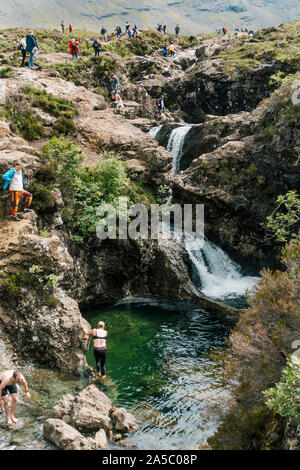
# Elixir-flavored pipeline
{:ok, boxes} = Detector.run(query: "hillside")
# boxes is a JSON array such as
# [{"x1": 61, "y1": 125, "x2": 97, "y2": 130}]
[{"x1": 0, "y1": 0, "x2": 299, "y2": 34}]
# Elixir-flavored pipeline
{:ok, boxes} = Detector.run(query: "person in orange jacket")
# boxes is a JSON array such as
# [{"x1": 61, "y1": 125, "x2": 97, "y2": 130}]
[
  {"x1": 69, "y1": 24, "x2": 73, "y2": 33},
  {"x1": 69, "y1": 39, "x2": 79, "y2": 60}
]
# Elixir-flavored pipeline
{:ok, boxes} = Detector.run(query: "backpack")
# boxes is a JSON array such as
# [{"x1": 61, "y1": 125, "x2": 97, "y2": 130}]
[
  {"x1": 72, "y1": 42, "x2": 78, "y2": 52},
  {"x1": 18, "y1": 39, "x2": 26, "y2": 51}
]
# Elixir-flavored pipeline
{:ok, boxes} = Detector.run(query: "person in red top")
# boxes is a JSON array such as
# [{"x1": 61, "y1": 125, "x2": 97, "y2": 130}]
[
  {"x1": 69, "y1": 24, "x2": 73, "y2": 33},
  {"x1": 69, "y1": 39, "x2": 79, "y2": 60}
]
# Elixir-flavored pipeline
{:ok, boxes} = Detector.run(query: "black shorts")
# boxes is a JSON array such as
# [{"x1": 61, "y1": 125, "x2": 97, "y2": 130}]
[{"x1": 0, "y1": 381, "x2": 17, "y2": 397}]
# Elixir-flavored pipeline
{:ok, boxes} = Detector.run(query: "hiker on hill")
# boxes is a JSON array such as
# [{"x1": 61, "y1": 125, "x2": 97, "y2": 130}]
[
  {"x1": 163, "y1": 24, "x2": 167, "y2": 34},
  {"x1": 175, "y1": 24, "x2": 180, "y2": 36},
  {"x1": 169, "y1": 44, "x2": 175, "y2": 58},
  {"x1": 111, "y1": 73, "x2": 120, "y2": 100},
  {"x1": 115, "y1": 26, "x2": 122, "y2": 39},
  {"x1": 125, "y1": 21, "x2": 130, "y2": 33},
  {"x1": 157, "y1": 24, "x2": 163, "y2": 33},
  {"x1": 116, "y1": 26, "x2": 122, "y2": 39},
  {"x1": 132, "y1": 25, "x2": 138, "y2": 38},
  {"x1": 69, "y1": 24, "x2": 73, "y2": 33},
  {"x1": 93, "y1": 38, "x2": 101, "y2": 57},
  {"x1": 18, "y1": 36, "x2": 27, "y2": 67},
  {"x1": 115, "y1": 93, "x2": 124, "y2": 110},
  {"x1": 0, "y1": 370, "x2": 31, "y2": 426},
  {"x1": 2, "y1": 164, "x2": 33, "y2": 222},
  {"x1": 87, "y1": 321, "x2": 107, "y2": 378},
  {"x1": 162, "y1": 44, "x2": 168, "y2": 57},
  {"x1": 61, "y1": 20, "x2": 65, "y2": 33},
  {"x1": 69, "y1": 39, "x2": 79, "y2": 60},
  {"x1": 101, "y1": 26, "x2": 107, "y2": 41},
  {"x1": 127, "y1": 28, "x2": 132, "y2": 39},
  {"x1": 162, "y1": 66, "x2": 171, "y2": 77},
  {"x1": 26, "y1": 31, "x2": 38, "y2": 68}
]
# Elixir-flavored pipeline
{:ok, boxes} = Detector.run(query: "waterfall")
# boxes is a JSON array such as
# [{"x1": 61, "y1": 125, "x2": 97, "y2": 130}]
[
  {"x1": 161, "y1": 223, "x2": 260, "y2": 301},
  {"x1": 183, "y1": 233, "x2": 260, "y2": 300},
  {"x1": 148, "y1": 125, "x2": 162, "y2": 140},
  {"x1": 166, "y1": 125, "x2": 192, "y2": 174}
]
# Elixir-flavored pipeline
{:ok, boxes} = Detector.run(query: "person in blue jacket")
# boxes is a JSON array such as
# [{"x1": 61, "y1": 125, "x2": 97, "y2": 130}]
[
  {"x1": 26, "y1": 31, "x2": 38, "y2": 68},
  {"x1": 2, "y1": 165, "x2": 33, "y2": 222}
]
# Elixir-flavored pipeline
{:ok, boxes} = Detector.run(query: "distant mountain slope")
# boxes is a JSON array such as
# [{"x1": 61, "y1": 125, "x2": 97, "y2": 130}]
[{"x1": 0, "y1": 0, "x2": 299, "y2": 33}]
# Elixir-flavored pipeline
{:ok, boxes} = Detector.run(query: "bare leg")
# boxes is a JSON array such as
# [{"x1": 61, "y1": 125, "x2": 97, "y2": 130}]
[
  {"x1": 10, "y1": 394, "x2": 18, "y2": 423},
  {"x1": 2, "y1": 397, "x2": 12, "y2": 425}
]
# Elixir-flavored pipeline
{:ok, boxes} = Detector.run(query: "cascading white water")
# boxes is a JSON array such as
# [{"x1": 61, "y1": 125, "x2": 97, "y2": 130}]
[
  {"x1": 161, "y1": 223, "x2": 260, "y2": 301},
  {"x1": 166, "y1": 125, "x2": 192, "y2": 174},
  {"x1": 148, "y1": 125, "x2": 162, "y2": 139},
  {"x1": 183, "y1": 233, "x2": 260, "y2": 299}
]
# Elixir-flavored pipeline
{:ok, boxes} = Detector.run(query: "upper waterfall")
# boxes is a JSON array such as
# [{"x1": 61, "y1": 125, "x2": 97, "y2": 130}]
[{"x1": 166, "y1": 125, "x2": 193, "y2": 174}]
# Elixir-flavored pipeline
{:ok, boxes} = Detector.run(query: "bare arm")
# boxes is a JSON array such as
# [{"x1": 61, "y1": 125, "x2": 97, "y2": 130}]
[{"x1": 20, "y1": 376, "x2": 31, "y2": 400}]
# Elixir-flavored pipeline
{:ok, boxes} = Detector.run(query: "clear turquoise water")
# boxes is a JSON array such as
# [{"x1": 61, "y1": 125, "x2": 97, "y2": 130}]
[{"x1": 85, "y1": 303, "x2": 231, "y2": 450}]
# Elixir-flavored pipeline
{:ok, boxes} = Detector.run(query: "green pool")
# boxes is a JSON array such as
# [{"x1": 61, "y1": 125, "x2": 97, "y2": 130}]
[{"x1": 85, "y1": 303, "x2": 231, "y2": 450}]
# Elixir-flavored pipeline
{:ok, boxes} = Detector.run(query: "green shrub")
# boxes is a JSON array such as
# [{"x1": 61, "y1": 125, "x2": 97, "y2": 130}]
[{"x1": 264, "y1": 355, "x2": 300, "y2": 424}]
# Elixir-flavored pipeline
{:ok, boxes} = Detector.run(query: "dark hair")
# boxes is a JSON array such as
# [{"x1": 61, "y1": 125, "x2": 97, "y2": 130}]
[{"x1": 13, "y1": 370, "x2": 21, "y2": 379}]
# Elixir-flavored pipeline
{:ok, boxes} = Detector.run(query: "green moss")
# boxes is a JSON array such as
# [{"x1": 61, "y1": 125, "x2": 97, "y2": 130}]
[{"x1": 44, "y1": 296, "x2": 60, "y2": 308}]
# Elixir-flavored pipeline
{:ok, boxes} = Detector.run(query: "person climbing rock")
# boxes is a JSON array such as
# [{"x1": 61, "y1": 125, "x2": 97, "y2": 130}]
[
  {"x1": 61, "y1": 20, "x2": 65, "y2": 33},
  {"x1": 88, "y1": 321, "x2": 107, "y2": 378},
  {"x1": 2, "y1": 164, "x2": 33, "y2": 222},
  {"x1": 92, "y1": 38, "x2": 101, "y2": 56},
  {"x1": 26, "y1": 31, "x2": 38, "y2": 68},
  {"x1": 111, "y1": 73, "x2": 120, "y2": 100},
  {"x1": 69, "y1": 39, "x2": 79, "y2": 60},
  {"x1": 175, "y1": 24, "x2": 180, "y2": 36},
  {"x1": 162, "y1": 44, "x2": 168, "y2": 57},
  {"x1": 115, "y1": 26, "x2": 122, "y2": 39},
  {"x1": 0, "y1": 370, "x2": 31, "y2": 426},
  {"x1": 101, "y1": 26, "x2": 107, "y2": 41},
  {"x1": 156, "y1": 94, "x2": 165, "y2": 120},
  {"x1": 18, "y1": 36, "x2": 27, "y2": 67}
]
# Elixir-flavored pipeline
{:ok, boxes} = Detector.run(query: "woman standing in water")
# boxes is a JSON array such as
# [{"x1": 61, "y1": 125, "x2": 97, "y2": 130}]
[{"x1": 88, "y1": 321, "x2": 107, "y2": 377}]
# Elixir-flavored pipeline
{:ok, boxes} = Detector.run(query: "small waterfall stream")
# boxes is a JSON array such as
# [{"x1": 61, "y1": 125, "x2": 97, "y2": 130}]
[
  {"x1": 148, "y1": 125, "x2": 162, "y2": 139},
  {"x1": 183, "y1": 232, "x2": 260, "y2": 300},
  {"x1": 166, "y1": 125, "x2": 193, "y2": 174}
]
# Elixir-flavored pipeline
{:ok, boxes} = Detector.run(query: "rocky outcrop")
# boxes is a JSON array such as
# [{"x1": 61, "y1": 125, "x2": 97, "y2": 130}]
[
  {"x1": 44, "y1": 385, "x2": 138, "y2": 450},
  {"x1": 111, "y1": 408, "x2": 139, "y2": 433},
  {"x1": 43, "y1": 418, "x2": 93, "y2": 450},
  {"x1": 0, "y1": 209, "x2": 90, "y2": 373}
]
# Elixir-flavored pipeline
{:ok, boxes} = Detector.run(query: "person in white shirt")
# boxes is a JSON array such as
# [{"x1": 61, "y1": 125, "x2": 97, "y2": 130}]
[{"x1": 5, "y1": 164, "x2": 33, "y2": 221}]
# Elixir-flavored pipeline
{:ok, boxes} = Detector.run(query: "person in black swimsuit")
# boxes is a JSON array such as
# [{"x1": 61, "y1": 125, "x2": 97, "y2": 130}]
[
  {"x1": 0, "y1": 370, "x2": 30, "y2": 425},
  {"x1": 88, "y1": 321, "x2": 107, "y2": 377}
]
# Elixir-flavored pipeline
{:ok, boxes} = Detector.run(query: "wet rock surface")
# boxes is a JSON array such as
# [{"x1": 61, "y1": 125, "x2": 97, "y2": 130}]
[{"x1": 43, "y1": 385, "x2": 138, "y2": 450}]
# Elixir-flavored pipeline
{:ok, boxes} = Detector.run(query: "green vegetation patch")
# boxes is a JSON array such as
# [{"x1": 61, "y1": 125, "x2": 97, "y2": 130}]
[{"x1": 32, "y1": 137, "x2": 157, "y2": 244}]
